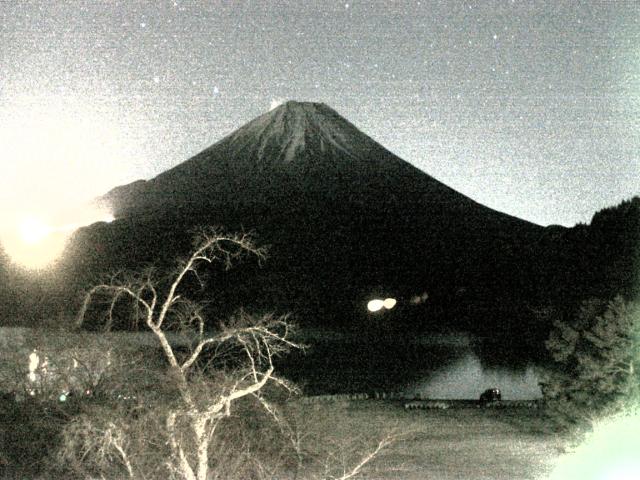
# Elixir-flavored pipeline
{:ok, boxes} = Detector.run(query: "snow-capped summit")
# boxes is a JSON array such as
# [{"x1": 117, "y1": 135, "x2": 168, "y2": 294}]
[
  {"x1": 100, "y1": 100, "x2": 470, "y2": 217},
  {"x1": 223, "y1": 101, "x2": 384, "y2": 165}
]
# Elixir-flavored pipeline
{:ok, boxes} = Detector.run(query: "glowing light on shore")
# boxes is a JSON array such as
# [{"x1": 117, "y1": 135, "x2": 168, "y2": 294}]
[
  {"x1": 367, "y1": 297, "x2": 397, "y2": 312},
  {"x1": 28, "y1": 350, "x2": 39, "y2": 382},
  {"x1": 383, "y1": 298, "x2": 397, "y2": 309},
  {"x1": 367, "y1": 299, "x2": 385, "y2": 312}
]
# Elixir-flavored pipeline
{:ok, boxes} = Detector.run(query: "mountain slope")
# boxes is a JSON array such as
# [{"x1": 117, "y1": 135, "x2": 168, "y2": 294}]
[
  {"x1": 100, "y1": 102, "x2": 530, "y2": 226},
  {"x1": 72, "y1": 101, "x2": 547, "y2": 345}
]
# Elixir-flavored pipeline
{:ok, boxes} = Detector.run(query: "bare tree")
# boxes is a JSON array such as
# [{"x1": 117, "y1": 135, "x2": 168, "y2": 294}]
[
  {"x1": 66, "y1": 228, "x2": 396, "y2": 480},
  {"x1": 74, "y1": 228, "x2": 301, "y2": 480}
]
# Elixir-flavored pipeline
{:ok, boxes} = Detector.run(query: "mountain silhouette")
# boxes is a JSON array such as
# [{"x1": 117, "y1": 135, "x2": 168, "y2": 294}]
[
  {"x1": 69, "y1": 102, "x2": 549, "y2": 345},
  {"x1": 99, "y1": 101, "x2": 528, "y2": 222},
  {"x1": 1, "y1": 101, "x2": 636, "y2": 389}
]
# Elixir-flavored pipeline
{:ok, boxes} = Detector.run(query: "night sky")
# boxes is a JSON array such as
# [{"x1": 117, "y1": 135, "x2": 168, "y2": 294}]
[{"x1": 2, "y1": 1, "x2": 639, "y2": 228}]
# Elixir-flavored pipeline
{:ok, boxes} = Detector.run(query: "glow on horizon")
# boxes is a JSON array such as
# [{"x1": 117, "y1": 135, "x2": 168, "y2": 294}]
[
  {"x1": 18, "y1": 217, "x2": 52, "y2": 245},
  {"x1": 0, "y1": 95, "x2": 136, "y2": 206},
  {"x1": 1, "y1": 207, "x2": 114, "y2": 270},
  {"x1": 0, "y1": 93, "x2": 134, "y2": 269}
]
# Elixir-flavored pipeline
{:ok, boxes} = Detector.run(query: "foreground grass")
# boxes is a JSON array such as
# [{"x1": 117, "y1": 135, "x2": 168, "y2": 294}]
[
  {"x1": 2, "y1": 396, "x2": 565, "y2": 479},
  {"x1": 289, "y1": 399, "x2": 565, "y2": 480}
]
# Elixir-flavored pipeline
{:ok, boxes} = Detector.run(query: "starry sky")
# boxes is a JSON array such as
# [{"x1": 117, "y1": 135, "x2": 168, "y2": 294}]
[{"x1": 1, "y1": 0, "x2": 639, "y2": 227}]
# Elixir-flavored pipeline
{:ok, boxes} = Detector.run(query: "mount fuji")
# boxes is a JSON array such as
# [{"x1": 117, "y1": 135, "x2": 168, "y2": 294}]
[{"x1": 67, "y1": 101, "x2": 550, "y2": 347}]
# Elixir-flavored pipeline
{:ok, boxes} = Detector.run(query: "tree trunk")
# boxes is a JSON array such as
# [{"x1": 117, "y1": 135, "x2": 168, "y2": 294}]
[{"x1": 194, "y1": 417, "x2": 210, "y2": 480}]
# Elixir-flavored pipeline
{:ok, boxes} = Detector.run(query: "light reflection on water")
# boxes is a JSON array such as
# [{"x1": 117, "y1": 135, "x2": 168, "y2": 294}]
[{"x1": 406, "y1": 352, "x2": 543, "y2": 400}]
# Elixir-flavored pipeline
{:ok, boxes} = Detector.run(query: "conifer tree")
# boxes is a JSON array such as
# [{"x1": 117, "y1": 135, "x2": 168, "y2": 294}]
[{"x1": 541, "y1": 296, "x2": 640, "y2": 429}]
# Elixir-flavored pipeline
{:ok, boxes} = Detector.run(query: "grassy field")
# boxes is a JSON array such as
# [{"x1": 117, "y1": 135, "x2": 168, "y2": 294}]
[
  {"x1": 290, "y1": 399, "x2": 566, "y2": 480},
  {"x1": 1, "y1": 395, "x2": 566, "y2": 479}
]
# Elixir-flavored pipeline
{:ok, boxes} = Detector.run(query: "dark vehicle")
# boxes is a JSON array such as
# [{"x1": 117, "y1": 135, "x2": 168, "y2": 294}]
[{"x1": 479, "y1": 388, "x2": 501, "y2": 406}]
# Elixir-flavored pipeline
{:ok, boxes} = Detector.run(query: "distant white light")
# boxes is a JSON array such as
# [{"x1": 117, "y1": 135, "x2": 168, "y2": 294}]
[
  {"x1": 410, "y1": 292, "x2": 429, "y2": 305},
  {"x1": 28, "y1": 351, "x2": 39, "y2": 373},
  {"x1": 383, "y1": 298, "x2": 397, "y2": 309},
  {"x1": 28, "y1": 350, "x2": 39, "y2": 382},
  {"x1": 367, "y1": 299, "x2": 385, "y2": 312},
  {"x1": 270, "y1": 98, "x2": 285, "y2": 110},
  {"x1": 368, "y1": 297, "x2": 398, "y2": 312}
]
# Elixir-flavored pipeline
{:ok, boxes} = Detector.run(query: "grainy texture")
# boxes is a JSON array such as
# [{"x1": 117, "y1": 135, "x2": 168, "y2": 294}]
[
  {"x1": 2, "y1": 1, "x2": 638, "y2": 226},
  {"x1": 290, "y1": 399, "x2": 565, "y2": 480}
]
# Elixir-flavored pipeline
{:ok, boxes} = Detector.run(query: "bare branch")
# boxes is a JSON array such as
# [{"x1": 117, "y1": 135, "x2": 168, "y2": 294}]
[
  {"x1": 179, "y1": 313, "x2": 301, "y2": 373},
  {"x1": 68, "y1": 228, "x2": 308, "y2": 480},
  {"x1": 156, "y1": 230, "x2": 264, "y2": 329},
  {"x1": 105, "y1": 288, "x2": 125, "y2": 332},
  {"x1": 76, "y1": 284, "x2": 153, "y2": 330},
  {"x1": 166, "y1": 412, "x2": 197, "y2": 480},
  {"x1": 329, "y1": 434, "x2": 397, "y2": 480},
  {"x1": 107, "y1": 422, "x2": 135, "y2": 479},
  {"x1": 180, "y1": 337, "x2": 220, "y2": 372},
  {"x1": 202, "y1": 366, "x2": 276, "y2": 420}
]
